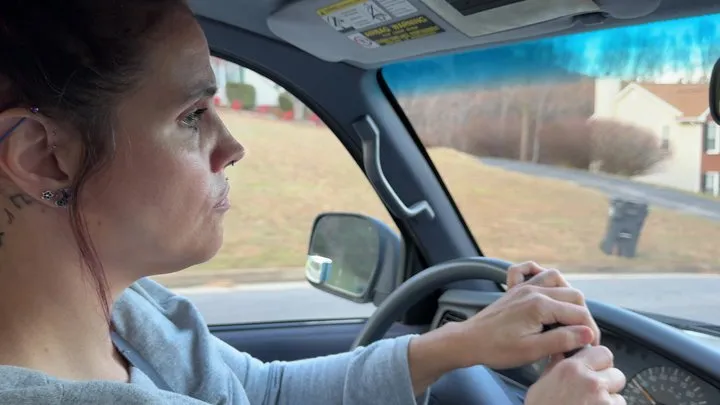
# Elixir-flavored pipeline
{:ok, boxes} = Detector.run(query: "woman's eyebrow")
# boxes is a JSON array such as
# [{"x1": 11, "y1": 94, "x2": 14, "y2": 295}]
[{"x1": 184, "y1": 80, "x2": 218, "y2": 102}]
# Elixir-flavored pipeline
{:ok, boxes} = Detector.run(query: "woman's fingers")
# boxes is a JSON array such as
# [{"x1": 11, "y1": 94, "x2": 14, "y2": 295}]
[
  {"x1": 529, "y1": 325, "x2": 594, "y2": 360},
  {"x1": 525, "y1": 268, "x2": 570, "y2": 288},
  {"x1": 539, "y1": 299, "x2": 593, "y2": 328},
  {"x1": 507, "y1": 263, "x2": 600, "y2": 346},
  {"x1": 507, "y1": 262, "x2": 570, "y2": 289},
  {"x1": 607, "y1": 393, "x2": 628, "y2": 404},
  {"x1": 507, "y1": 261, "x2": 545, "y2": 288},
  {"x1": 529, "y1": 294, "x2": 601, "y2": 346},
  {"x1": 596, "y1": 368, "x2": 627, "y2": 394},
  {"x1": 533, "y1": 286, "x2": 586, "y2": 306},
  {"x1": 574, "y1": 345, "x2": 615, "y2": 372}
]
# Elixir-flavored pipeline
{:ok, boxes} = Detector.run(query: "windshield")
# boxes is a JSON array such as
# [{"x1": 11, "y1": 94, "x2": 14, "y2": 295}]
[{"x1": 382, "y1": 13, "x2": 720, "y2": 326}]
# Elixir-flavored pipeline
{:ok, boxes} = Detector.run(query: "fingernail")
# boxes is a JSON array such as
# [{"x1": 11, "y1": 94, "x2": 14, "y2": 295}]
[{"x1": 580, "y1": 327, "x2": 594, "y2": 344}]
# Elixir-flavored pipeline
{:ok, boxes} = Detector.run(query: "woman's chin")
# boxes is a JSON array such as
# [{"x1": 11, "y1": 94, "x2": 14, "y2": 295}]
[
  {"x1": 148, "y1": 231, "x2": 224, "y2": 276},
  {"x1": 185, "y1": 232, "x2": 224, "y2": 268}
]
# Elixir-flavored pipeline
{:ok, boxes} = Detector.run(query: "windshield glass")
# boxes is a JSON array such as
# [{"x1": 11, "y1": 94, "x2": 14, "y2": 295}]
[{"x1": 382, "y1": 13, "x2": 720, "y2": 326}]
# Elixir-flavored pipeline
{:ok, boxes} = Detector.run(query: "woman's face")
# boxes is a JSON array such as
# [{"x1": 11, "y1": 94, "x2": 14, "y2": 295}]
[{"x1": 81, "y1": 8, "x2": 244, "y2": 280}]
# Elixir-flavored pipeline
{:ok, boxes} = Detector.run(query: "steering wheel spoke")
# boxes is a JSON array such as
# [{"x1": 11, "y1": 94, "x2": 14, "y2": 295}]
[{"x1": 354, "y1": 257, "x2": 523, "y2": 405}]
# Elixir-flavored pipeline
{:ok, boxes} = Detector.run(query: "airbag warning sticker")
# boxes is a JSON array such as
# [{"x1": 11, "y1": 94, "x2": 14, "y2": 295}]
[{"x1": 360, "y1": 15, "x2": 444, "y2": 46}]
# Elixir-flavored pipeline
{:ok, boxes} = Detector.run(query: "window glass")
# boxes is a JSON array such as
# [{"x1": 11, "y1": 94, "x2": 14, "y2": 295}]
[
  {"x1": 152, "y1": 57, "x2": 392, "y2": 325},
  {"x1": 707, "y1": 123, "x2": 719, "y2": 152},
  {"x1": 383, "y1": 13, "x2": 720, "y2": 326},
  {"x1": 660, "y1": 125, "x2": 670, "y2": 150},
  {"x1": 704, "y1": 172, "x2": 720, "y2": 195}
]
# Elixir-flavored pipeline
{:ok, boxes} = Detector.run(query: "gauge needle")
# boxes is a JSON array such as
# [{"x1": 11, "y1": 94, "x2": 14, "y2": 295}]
[{"x1": 632, "y1": 380, "x2": 657, "y2": 404}]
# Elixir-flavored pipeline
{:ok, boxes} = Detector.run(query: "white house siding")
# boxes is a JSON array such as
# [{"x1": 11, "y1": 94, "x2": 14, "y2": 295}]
[
  {"x1": 594, "y1": 80, "x2": 702, "y2": 192},
  {"x1": 210, "y1": 57, "x2": 282, "y2": 107}
]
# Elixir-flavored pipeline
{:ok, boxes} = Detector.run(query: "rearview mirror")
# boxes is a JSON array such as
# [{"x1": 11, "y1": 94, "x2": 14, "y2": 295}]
[
  {"x1": 305, "y1": 212, "x2": 402, "y2": 304},
  {"x1": 710, "y1": 57, "x2": 720, "y2": 124}
]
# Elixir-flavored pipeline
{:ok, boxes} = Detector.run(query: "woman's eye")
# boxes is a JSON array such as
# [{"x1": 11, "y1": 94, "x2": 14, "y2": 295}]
[{"x1": 180, "y1": 108, "x2": 208, "y2": 130}]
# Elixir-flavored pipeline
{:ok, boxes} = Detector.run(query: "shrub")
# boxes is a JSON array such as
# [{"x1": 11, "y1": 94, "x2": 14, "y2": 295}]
[
  {"x1": 462, "y1": 118, "x2": 521, "y2": 159},
  {"x1": 226, "y1": 83, "x2": 256, "y2": 110},
  {"x1": 589, "y1": 118, "x2": 670, "y2": 176},
  {"x1": 278, "y1": 92, "x2": 294, "y2": 112},
  {"x1": 535, "y1": 119, "x2": 593, "y2": 169}
]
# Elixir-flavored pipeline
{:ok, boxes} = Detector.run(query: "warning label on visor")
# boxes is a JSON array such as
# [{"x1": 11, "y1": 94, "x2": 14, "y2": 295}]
[{"x1": 360, "y1": 15, "x2": 444, "y2": 46}]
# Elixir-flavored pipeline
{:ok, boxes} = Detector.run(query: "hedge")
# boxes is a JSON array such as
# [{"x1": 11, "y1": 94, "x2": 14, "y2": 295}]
[{"x1": 226, "y1": 83, "x2": 256, "y2": 110}]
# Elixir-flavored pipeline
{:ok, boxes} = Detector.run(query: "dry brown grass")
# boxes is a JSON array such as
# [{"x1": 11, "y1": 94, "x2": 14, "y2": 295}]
[
  {"x1": 190, "y1": 110, "x2": 720, "y2": 273},
  {"x1": 433, "y1": 149, "x2": 720, "y2": 272}
]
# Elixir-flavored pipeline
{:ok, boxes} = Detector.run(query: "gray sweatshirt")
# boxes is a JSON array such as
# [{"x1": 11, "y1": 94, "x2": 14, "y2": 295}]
[{"x1": 0, "y1": 278, "x2": 428, "y2": 404}]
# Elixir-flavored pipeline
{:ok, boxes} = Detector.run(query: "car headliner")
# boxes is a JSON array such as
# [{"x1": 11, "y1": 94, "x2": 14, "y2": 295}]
[{"x1": 189, "y1": 0, "x2": 720, "y2": 68}]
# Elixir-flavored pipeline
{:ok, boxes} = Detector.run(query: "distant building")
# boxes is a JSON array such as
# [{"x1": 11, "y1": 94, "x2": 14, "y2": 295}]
[
  {"x1": 210, "y1": 56, "x2": 284, "y2": 108},
  {"x1": 593, "y1": 79, "x2": 718, "y2": 195}
]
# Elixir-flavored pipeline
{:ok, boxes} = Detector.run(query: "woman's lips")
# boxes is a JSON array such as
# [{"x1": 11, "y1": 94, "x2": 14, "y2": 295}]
[{"x1": 214, "y1": 187, "x2": 231, "y2": 211}]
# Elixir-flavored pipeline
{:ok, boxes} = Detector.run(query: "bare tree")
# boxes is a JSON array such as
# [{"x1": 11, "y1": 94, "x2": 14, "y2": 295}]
[{"x1": 473, "y1": 78, "x2": 595, "y2": 162}]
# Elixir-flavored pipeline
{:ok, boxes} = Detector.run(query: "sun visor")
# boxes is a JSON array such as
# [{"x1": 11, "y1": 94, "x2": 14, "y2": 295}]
[
  {"x1": 267, "y1": 0, "x2": 661, "y2": 65},
  {"x1": 418, "y1": 0, "x2": 601, "y2": 38}
]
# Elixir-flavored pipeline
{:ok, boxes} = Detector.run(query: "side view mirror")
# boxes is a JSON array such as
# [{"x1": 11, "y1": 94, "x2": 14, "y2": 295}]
[
  {"x1": 305, "y1": 212, "x2": 403, "y2": 304},
  {"x1": 710, "y1": 57, "x2": 720, "y2": 124}
]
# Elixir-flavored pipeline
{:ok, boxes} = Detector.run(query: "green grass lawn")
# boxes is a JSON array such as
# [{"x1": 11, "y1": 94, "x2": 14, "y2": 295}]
[{"x1": 184, "y1": 110, "x2": 720, "y2": 274}]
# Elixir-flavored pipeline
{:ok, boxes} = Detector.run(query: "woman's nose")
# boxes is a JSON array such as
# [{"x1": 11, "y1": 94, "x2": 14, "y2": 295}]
[{"x1": 210, "y1": 119, "x2": 245, "y2": 173}]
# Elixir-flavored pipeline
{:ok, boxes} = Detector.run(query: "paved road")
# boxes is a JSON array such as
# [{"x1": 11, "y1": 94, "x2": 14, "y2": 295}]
[
  {"x1": 177, "y1": 274, "x2": 720, "y2": 326},
  {"x1": 480, "y1": 157, "x2": 720, "y2": 221}
]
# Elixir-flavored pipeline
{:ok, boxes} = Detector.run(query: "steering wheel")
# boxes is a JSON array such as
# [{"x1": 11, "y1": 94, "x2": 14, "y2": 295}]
[{"x1": 352, "y1": 257, "x2": 524, "y2": 405}]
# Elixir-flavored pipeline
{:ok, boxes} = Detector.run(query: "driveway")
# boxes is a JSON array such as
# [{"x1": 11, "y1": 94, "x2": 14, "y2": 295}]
[{"x1": 480, "y1": 157, "x2": 720, "y2": 221}]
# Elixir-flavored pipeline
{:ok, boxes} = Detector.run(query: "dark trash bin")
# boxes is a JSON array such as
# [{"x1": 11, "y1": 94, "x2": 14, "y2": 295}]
[{"x1": 600, "y1": 198, "x2": 649, "y2": 258}]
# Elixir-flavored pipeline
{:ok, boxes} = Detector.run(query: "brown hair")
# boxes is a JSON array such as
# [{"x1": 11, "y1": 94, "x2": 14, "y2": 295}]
[{"x1": 0, "y1": 0, "x2": 187, "y2": 321}]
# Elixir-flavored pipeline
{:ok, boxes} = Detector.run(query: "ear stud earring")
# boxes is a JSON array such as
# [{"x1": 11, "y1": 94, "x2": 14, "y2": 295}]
[{"x1": 41, "y1": 188, "x2": 72, "y2": 207}]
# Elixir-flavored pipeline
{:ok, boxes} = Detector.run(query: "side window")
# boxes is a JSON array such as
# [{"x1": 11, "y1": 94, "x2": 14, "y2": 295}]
[
  {"x1": 152, "y1": 57, "x2": 395, "y2": 324},
  {"x1": 706, "y1": 123, "x2": 719, "y2": 154},
  {"x1": 660, "y1": 125, "x2": 670, "y2": 150},
  {"x1": 703, "y1": 171, "x2": 720, "y2": 196}
]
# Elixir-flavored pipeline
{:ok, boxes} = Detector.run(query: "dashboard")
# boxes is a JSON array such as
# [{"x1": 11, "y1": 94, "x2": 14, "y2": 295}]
[
  {"x1": 431, "y1": 289, "x2": 720, "y2": 405},
  {"x1": 603, "y1": 330, "x2": 720, "y2": 405}
]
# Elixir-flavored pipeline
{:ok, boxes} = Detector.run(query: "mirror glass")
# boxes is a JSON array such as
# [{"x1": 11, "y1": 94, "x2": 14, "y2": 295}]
[{"x1": 306, "y1": 214, "x2": 381, "y2": 297}]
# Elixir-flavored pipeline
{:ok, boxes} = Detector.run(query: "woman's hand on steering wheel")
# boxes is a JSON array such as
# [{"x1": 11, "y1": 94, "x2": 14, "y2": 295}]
[
  {"x1": 431, "y1": 262, "x2": 601, "y2": 371},
  {"x1": 405, "y1": 260, "x2": 623, "y2": 401},
  {"x1": 507, "y1": 261, "x2": 601, "y2": 345}
]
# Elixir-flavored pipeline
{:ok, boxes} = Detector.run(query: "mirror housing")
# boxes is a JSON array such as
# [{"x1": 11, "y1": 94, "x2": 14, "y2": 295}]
[
  {"x1": 710, "y1": 57, "x2": 720, "y2": 124},
  {"x1": 305, "y1": 212, "x2": 403, "y2": 304}
]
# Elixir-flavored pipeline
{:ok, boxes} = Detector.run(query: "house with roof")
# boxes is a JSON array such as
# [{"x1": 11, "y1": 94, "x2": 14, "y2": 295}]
[
  {"x1": 209, "y1": 56, "x2": 317, "y2": 122},
  {"x1": 593, "y1": 79, "x2": 719, "y2": 195},
  {"x1": 210, "y1": 56, "x2": 282, "y2": 107}
]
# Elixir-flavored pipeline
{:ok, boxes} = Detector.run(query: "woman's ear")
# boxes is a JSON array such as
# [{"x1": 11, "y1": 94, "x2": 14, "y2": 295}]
[{"x1": 0, "y1": 107, "x2": 81, "y2": 205}]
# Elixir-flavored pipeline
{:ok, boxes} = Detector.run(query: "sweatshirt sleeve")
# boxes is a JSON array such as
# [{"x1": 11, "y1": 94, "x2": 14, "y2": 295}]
[
  {"x1": 115, "y1": 278, "x2": 430, "y2": 405},
  {"x1": 213, "y1": 333, "x2": 430, "y2": 405}
]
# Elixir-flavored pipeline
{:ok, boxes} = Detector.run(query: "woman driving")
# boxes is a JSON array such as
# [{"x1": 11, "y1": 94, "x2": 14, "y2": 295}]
[{"x1": 0, "y1": 1, "x2": 626, "y2": 404}]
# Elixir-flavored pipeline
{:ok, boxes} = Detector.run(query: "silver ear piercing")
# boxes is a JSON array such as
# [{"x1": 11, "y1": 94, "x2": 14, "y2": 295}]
[{"x1": 41, "y1": 188, "x2": 72, "y2": 207}]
